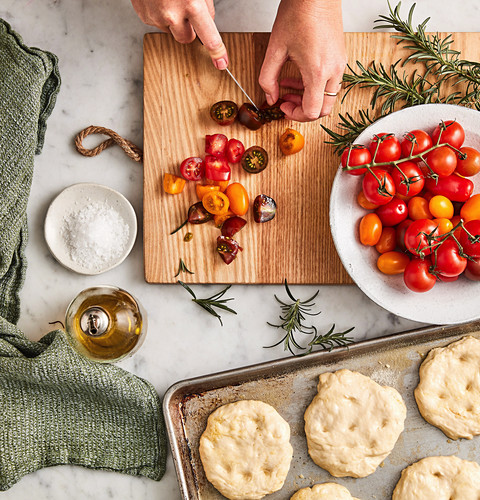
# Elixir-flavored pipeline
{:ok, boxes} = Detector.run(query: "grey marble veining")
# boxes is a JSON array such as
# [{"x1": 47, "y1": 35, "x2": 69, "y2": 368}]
[{"x1": 0, "y1": 0, "x2": 477, "y2": 498}]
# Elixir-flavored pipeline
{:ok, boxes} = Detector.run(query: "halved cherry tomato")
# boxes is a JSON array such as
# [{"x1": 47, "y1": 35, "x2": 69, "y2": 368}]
[
  {"x1": 205, "y1": 179, "x2": 229, "y2": 192},
  {"x1": 429, "y1": 195, "x2": 454, "y2": 219},
  {"x1": 433, "y1": 218, "x2": 453, "y2": 235},
  {"x1": 170, "y1": 202, "x2": 213, "y2": 234},
  {"x1": 196, "y1": 184, "x2": 220, "y2": 200},
  {"x1": 213, "y1": 210, "x2": 234, "y2": 228},
  {"x1": 433, "y1": 120, "x2": 465, "y2": 149},
  {"x1": 455, "y1": 147, "x2": 480, "y2": 177},
  {"x1": 377, "y1": 251, "x2": 410, "y2": 275},
  {"x1": 391, "y1": 162, "x2": 424, "y2": 197},
  {"x1": 375, "y1": 227, "x2": 396, "y2": 254},
  {"x1": 425, "y1": 146, "x2": 457, "y2": 177},
  {"x1": 404, "y1": 258, "x2": 436, "y2": 293},
  {"x1": 221, "y1": 216, "x2": 247, "y2": 237},
  {"x1": 461, "y1": 194, "x2": 480, "y2": 222},
  {"x1": 210, "y1": 100, "x2": 238, "y2": 126},
  {"x1": 237, "y1": 103, "x2": 263, "y2": 130},
  {"x1": 225, "y1": 182, "x2": 249, "y2": 216},
  {"x1": 459, "y1": 220, "x2": 480, "y2": 258},
  {"x1": 253, "y1": 195, "x2": 277, "y2": 223},
  {"x1": 260, "y1": 99, "x2": 285, "y2": 121},
  {"x1": 241, "y1": 146, "x2": 269, "y2": 174},
  {"x1": 369, "y1": 133, "x2": 401, "y2": 163},
  {"x1": 202, "y1": 191, "x2": 230, "y2": 215},
  {"x1": 180, "y1": 157, "x2": 204, "y2": 181},
  {"x1": 216, "y1": 236, "x2": 242, "y2": 264},
  {"x1": 279, "y1": 128, "x2": 305, "y2": 156},
  {"x1": 226, "y1": 139, "x2": 245, "y2": 164},
  {"x1": 205, "y1": 155, "x2": 231, "y2": 181},
  {"x1": 362, "y1": 170, "x2": 395, "y2": 206},
  {"x1": 357, "y1": 190, "x2": 379, "y2": 210},
  {"x1": 375, "y1": 198, "x2": 407, "y2": 227},
  {"x1": 408, "y1": 196, "x2": 433, "y2": 220},
  {"x1": 435, "y1": 238, "x2": 467, "y2": 277},
  {"x1": 163, "y1": 173, "x2": 186, "y2": 194},
  {"x1": 425, "y1": 174, "x2": 473, "y2": 202},
  {"x1": 205, "y1": 134, "x2": 228, "y2": 158},
  {"x1": 404, "y1": 219, "x2": 438, "y2": 256},
  {"x1": 401, "y1": 130, "x2": 433, "y2": 160},
  {"x1": 341, "y1": 145, "x2": 372, "y2": 176},
  {"x1": 396, "y1": 219, "x2": 414, "y2": 251},
  {"x1": 359, "y1": 213, "x2": 382, "y2": 246}
]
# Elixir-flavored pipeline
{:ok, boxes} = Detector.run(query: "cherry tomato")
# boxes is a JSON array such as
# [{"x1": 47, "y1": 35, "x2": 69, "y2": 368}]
[
  {"x1": 163, "y1": 173, "x2": 186, "y2": 194},
  {"x1": 362, "y1": 170, "x2": 395, "y2": 206},
  {"x1": 425, "y1": 146, "x2": 457, "y2": 177},
  {"x1": 210, "y1": 100, "x2": 238, "y2": 126},
  {"x1": 391, "y1": 162, "x2": 424, "y2": 197},
  {"x1": 451, "y1": 215, "x2": 463, "y2": 240},
  {"x1": 461, "y1": 194, "x2": 480, "y2": 223},
  {"x1": 408, "y1": 196, "x2": 433, "y2": 220},
  {"x1": 377, "y1": 251, "x2": 410, "y2": 275},
  {"x1": 375, "y1": 198, "x2": 408, "y2": 226},
  {"x1": 259, "y1": 99, "x2": 285, "y2": 121},
  {"x1": 226, "y1": 139, "x2": 245, "y2": 164},
  {"x1": 237, "y1": 103, "x2": 263, "y2": 130},
  {"x1": 357, "y1": 190, "x2": 379, "y2": 210},
  {"x1": 404, "y1": 258, "x2": 436, "y2": 293},
  {"x1": 429, "y1": 195, "x2": 454, "y2": 219},
  {"x1": 205, "y1": 155, "x2": 231, "y2": 181},
  {"x1": 205, "y1": 179, "x2": 229, "y2": 192},
  {"x1": 359, "y1": 213, "x2": 382, "y2": 246},
  {"x1": 213, "y1": 210, "x2": 234, "y2": 228},
  {"x1": 241, "y1": 146, "x2": 269, "y2": 174},
  {"x1": 196, "y1": 184, "x2": 219, "y2": 200},
  {"x1": 437, "y1": 274, "x2": 459, "y2": 283},
  {"x1": 369, "y1": 133, "x2": 401, "y2": 163},
  {"x1": 465, "y1": 257, "x2": 480, "y2": 281},
  {"x1": 216, "y1": 236, "x2": 242, "y2": 265},
  {"x1": 433, "y1": 218, "x2": 453, "y2": 236},
  {"x1": 202, "y1": 191, "x2": 230, "y2": 215},
  {"x1": 341, "y1": 145, "x2": 372, "y2": 176},
  {"x1": 253, "y1": 195, "x2": 276, "y2": 223},
  {"x1": 180, "y1": 157, "x2": 204, "y2": 181},
  {"x1": 459, "y1": 220, "x2": 480, "y2": 258},
  {"x1": 225, "y1": 182, "x2": 249, "y2": 216},
  {"x1": 455, "y1": 147, "x2": 480, "y2": 177},
  {"x1": 221, "y1": 216, "x2": 247, "y2": 237},
  {"x1": 404, "y1": 219, "x2": 438, "y2": 256},
  {"x1": 171, "y1": 202, "x2": 213, "y2": 234},
  {"x1": 375, "y1": 227, "x2": 397, "y2": 254},
  {"x1": 396, "y1": 219, "x2": 413, "y2": 251},
  {"x1": 205, "y1": 134, "x2": 228, "y2": 158},
  {"x1": 401, "y1": 130, "x2": 433, "y2": 160},
  {"x1": 425, "y1": 174, "x2": 473, "y2": 202},
  {"x1": 435, "y1": 238, "x2": 467, "y2": 277},
  {"x1": 433, "y1": 120, "x2": 465, "y2": 149},
  {"x1": 279, "y1": 128, "x2": 305, "y2": 155}
]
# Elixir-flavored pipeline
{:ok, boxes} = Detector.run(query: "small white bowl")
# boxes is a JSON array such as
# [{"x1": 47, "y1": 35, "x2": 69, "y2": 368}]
[{"x1": 45, "y1": 183, "x2": 137, "y2": 275}]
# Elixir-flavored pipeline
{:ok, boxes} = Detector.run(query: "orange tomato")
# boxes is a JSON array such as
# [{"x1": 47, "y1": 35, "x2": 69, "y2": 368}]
[
  {"x1": 279, "y1": 128, "x2": 305, "y2": 155},
  {"x1": 451, "y1": 215, "x2": 463, "y2": 239},
  {"x1": 408, "y1": 196, "x2": 433, "y2": 220},
  {"x1": 377, "y1": 251, "x2": 410, "y2": 275},
  {"x1": 461, "y1": 193, "x2": 480, "y2": 222},
  {"x1": 202, "y1": 191, "x2": 230, "y2": 215},
  {"x1": 433, "y1": 218, "x2": 453, "y2": 235},
  {"x1": 163, "y1": 173, "x2": 186, "y2": 194},
  {"x1": 213, "y1": 211, "x2": 234, "y2": 228},
  {"x1": 196, "y1": 184, "x2": 219, "y2": 200},
  {"x1": 206, "y1": 179, "x2": 229, "y2": 192},
  {"x1": 429, "y1": 195, "x2": 454, "y2": 219},
  {"x1": 225, "y1": 182, "x2": 249, "y2": 216},
  {"x1": 357, "y1": 190, "x2": 379, "y2": 210},
  {"x1": 375, "y1": 227, "x2": 396, "y2": 254},
  {"x1": 359, "y1": 213, "x2": 382, "y2": 246}
]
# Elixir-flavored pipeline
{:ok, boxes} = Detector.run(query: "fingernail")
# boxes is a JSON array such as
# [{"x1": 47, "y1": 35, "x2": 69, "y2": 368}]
[{"x1": 215, "y1": 58, "x2": 228, "y2": 70}]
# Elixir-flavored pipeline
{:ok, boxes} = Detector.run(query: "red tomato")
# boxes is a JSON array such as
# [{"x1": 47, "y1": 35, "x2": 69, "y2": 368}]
[
  {"x1": 221, "y1": 216, "x2": 247, "y2": 237},
  {"x1": 404, "y1": 219, "x2": 438, "y2": 256},
  {"x1": 369, "y1": 133, "x2": 401, "y2": 163},
  {"x1": 375, "y1": 198, "x2": 408, "y2": 226},
  {"x1": 377, "y1": 251, "x2": 410, "y2": 275},
  {"x1": 404, "y1": 258, "x2": 436, "y2": 293},
  {"x1": 226, "y1": 139, "x2": 245, "y2": 164},
  {"x1": 375, "y1": 227, "x2": 397, "y2": 254},
  {"x1": 362, "y1": 170, "x2": 395, "y2": 206},
  {"x1": 205, "y1": 134, "x2": 228, "y2": 157},
  {"x1": 455, "y1": 147, "x2": 480, "y2": 177},
  {"x1": 341, "y1": 145, "x2": 372, "y2": 176},
  {"x1": 180, "y1": 157, "x2": 205, "y2": 181},
  {"x1": 465, "y1": 257, "x2": 480, "y2": 281},
  {"x1": 401, "y1": 130, "x2": 433, "y2": 160},
  {"x1": 425, "y1": 146, "x2": 457, "y2": 177},
  {"x1": 459, "y1": 220, "x2": 480, "y2": 258},
  {"x1": 437, "y1": 274, "x2": 459, "y2": 283},
  {"x1": 396, "y1": 219, "x2": 414, "y2": 251},
  {"x1": 359, "y1": 213, "x2": 382, "y2": 246},
  {"x1": 391, "y1": 162, "x2": 424, "y2": 197},
  {"x1": 425, "y1": 174, "x2": 473, "y2": 202},
  {"x1": 433, "y1": 120, "x2": 465, "y2": 149},
  {"x1": 205, "y1": 155, "x2": 231, "y2": 181},
  {"x1": 461, "y1": 194, "x2": 480, "y2": 222},
  {"x1": 435, "y1": 238, "x2": 467, "y2": 277}
]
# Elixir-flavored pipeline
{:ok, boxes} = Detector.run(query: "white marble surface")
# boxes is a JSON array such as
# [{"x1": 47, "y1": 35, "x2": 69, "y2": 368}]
[{"x1": 0, "y1": 0, "x2": 479, "y2": 498}]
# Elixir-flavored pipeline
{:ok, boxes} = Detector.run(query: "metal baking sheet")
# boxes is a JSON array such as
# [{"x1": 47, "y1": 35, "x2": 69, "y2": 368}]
[{"x1": 163, "y1": 321, "x2": 480, "y2": 499}]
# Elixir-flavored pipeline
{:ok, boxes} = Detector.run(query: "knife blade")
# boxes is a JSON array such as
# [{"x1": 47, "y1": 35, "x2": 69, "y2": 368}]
[{"x1": 225, "y1": 68, "x2": 259, "y2": 111}]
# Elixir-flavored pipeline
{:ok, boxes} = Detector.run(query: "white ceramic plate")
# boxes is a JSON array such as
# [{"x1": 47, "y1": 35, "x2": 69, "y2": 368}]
[
  {"x1": 330, "y1": 103, "x2": 480, "y2": 324},
  {"x1": 44, "y1": 183, "x2": 137, "y2": 275}
]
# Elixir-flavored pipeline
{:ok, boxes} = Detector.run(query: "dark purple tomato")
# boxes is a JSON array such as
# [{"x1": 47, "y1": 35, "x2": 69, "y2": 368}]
[
  {"x1": 221, "y1": 216, "x2": 247, "y2": 237},
  {"x1": 253, "y1": 194, "x2": 276, "y2": 223}
]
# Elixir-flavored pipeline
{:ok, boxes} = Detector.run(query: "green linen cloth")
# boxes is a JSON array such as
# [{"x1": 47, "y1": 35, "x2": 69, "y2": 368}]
[{"x1": 0, "y1": 18, "x2": 166, "y2": 489}]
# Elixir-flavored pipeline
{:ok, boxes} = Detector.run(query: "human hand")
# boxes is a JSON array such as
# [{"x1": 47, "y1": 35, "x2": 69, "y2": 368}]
[
  {"x1": 259, "y1": 0, "x2": 346, "y2": 121},
  {"x1": 131, "y1": 0, "x2": 228, "y2": 69}
]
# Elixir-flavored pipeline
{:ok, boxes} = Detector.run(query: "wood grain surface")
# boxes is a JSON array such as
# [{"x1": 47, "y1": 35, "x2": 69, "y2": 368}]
[{"x1": 143, "y1": 32, "x2": 479, "y2": 284}]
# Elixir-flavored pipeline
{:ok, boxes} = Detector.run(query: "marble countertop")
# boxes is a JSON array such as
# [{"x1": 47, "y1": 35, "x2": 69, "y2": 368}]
[{"x1": 1, "y1": 0, "x2": 479, "y2": 498}]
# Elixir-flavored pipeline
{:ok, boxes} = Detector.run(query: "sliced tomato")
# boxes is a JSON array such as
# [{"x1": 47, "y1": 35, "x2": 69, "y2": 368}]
[
  {"x1": 210, "y1": 101, "x2": 238, "y2": 126},
  {"x1": 226, "y1": 138, "x2": 245, "y2": 164},
  {"x1": 180, "y1": 157, "x2": 204, "y2": 181},
  {"x1": 205, "y1": 134, "x2": 228, "y2": 158},
  {"x1": 237, "y1": 103, "x2": 264, "y2": 130},
  {"x1": 279, "y1": 128, "x2": 305, "y2": 156},
  {"x1": 196, "y1": 184, "x2": 220, "y2": 200},
  {"x1": 202, "y1": 191, "x2": 230, "y2": 215},
  {"x1": 253, "y1": 195, "x2": 276, "y2": 223},
  {"x1": 206, "y1": 179, "x2": 229, "y2": 192},
  {"x1": 221, "y1": 216, "x2": 247, "y2": 237},
  {"x1": 163, "y1": 173, "x2": 186, "y2": 194},
  {"x1": 205, "y1": 155, "x2": 231, "y2": 181},
  {"x1": 216, "y1": 236, "x2": 242, "y2": 265},
  {"x1": 241, "y1": 146, "x2": 268, "y2": 174},
  {"x1": 213, "y1": 210, "x2": 234, "y2": 228}
]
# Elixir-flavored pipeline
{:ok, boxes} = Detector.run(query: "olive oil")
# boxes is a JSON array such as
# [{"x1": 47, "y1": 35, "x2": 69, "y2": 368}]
[{"x1": 65, "y1": 286, "x2": 146, "y2": 362}]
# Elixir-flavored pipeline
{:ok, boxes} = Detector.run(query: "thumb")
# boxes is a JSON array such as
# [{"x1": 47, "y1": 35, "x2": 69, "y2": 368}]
[{"x1": 258, "y1": 43, "x2": 287, "y2": 106}]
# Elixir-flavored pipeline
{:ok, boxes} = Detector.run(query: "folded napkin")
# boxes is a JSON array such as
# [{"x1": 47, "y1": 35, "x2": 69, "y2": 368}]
[{"x1": 0, "y1": 18, "x2": 166, "y2": 489}]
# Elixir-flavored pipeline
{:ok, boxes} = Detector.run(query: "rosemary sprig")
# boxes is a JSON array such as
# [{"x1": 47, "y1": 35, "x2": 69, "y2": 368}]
[
  {"x1": 178, "y1": 281, "x2": 236, "y2": 326},
  {"x1": 174, "y1": 258, "x2": 194, "y2": 277},
  {"x1": 308, "y1": 324, "x2": 355, "y2": 351}
]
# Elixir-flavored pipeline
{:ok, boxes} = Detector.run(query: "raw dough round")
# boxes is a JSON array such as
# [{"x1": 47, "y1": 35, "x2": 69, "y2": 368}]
[
  {"x1": 199, "y1": 400, "x2": 293, "y2": 500},
  {"x1": 290, "y1": 482, "x2": 360, "y2": 500},
  {"x1": 304, "y1": 369, "x2": 406, "y2": 478},
  {"x1": 392, "y1": 455, "x2": 480, "y2": 499},
  {"x1": 415, "y1": 336, "x2": 480, "y2": 439}
]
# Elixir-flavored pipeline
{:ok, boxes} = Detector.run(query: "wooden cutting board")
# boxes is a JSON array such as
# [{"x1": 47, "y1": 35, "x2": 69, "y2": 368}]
[{"x1": 143, "y1": 32, "x2": 478, "y2": 284}]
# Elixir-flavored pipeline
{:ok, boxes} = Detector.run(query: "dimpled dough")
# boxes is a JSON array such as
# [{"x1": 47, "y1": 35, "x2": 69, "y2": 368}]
[
  {"x1": 199, "y1": 400, "x2": 293, "y2": 500},
  {"x1": 415, "y1": 336, "x2": 480, "y2": 440},
  {"x1": 304, "y1": 369, "x2": 407, "y2": 478},
  {"x1": 290, "y1": 482, "x2": 361, "y2": 500},
  {"x1": 392, "y1": 456, "x2": 480, "y2": 499}
]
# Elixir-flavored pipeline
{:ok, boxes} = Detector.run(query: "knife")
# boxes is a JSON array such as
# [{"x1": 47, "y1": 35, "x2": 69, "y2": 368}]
[{"x1": 224, "y1": 68, "x2": 259, "y2": 111}]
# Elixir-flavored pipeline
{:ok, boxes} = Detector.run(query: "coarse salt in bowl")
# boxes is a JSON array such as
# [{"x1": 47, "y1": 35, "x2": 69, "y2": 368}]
[{"x1": 44, "y1": 183, "x2": 137, "y2": 275}]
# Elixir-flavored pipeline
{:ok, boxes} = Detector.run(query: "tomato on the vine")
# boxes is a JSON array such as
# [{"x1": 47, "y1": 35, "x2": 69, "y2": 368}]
[
  {"x1": 425, "y1": 174, "x2": 473, "y2": 202},
  {"x1": 180, "y1": 157, "x2": 204, "y2": 181},
  {"x1": 455, "y1": 147, "x2": 480, "y2": 177},
  {"x1": 401, "y1": 130, "x2": 433, "y2": 160},
  {"x1": 435, "y1": 238, "x2": 467, "y2": 277},
  {"x1": 465, "y1": 257, "x2": 480, "y2": 281},
  {"x1": 425, "y1": 146, "x2": 457, "y2": 177},
  {"x1": 359, "y1": 213, "x2": 382, "y2": 246},
  {"x1": 391, "y1": 161, "x2": 424, "y2": 197},
  {"x1": 375, "y1": 198, "x2": 407, "y2": 227},
  {"x1": 404, "y1": 258, "x2": 436, "y2": 293},
  {"x1": 369, "y1": 133, "x2": 401, "y2": 163},
  {"x1": 225, "y1": 182, "x2": 249, "y2": 216},
  {"x1": 404, "y1": 219, "x2": 438, "y2": 256},
  {"x1": 341, "y1": 145, "x2": 372, "y2": 176},
  {"x1": 459, "y1": 220, "x2": 480, "y2": 258},
  {"x1": 205, "y1": 155, "x2": 231, "y2": 181},
  {"x1": 433, "y1": 218, "x2": 453, "y2": 236},
  {"x1": 377, "y1": 251, "x2": 410, "y2": 275},
  {"x1": 205, "y1": 134, "x2": 228, "y2": 157},
  {"x1": 433, "y1": 120, "x2": 465, "y2": 149},
  {"x1": 460, "y1": 194, "x2": 480, "y2": 222},
  {"x1": 226, "y1": 139, "x2": 245, "y2": 164},
  {"x1": 362, "y1": 169, "x2": 395, "y2": 206}
]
